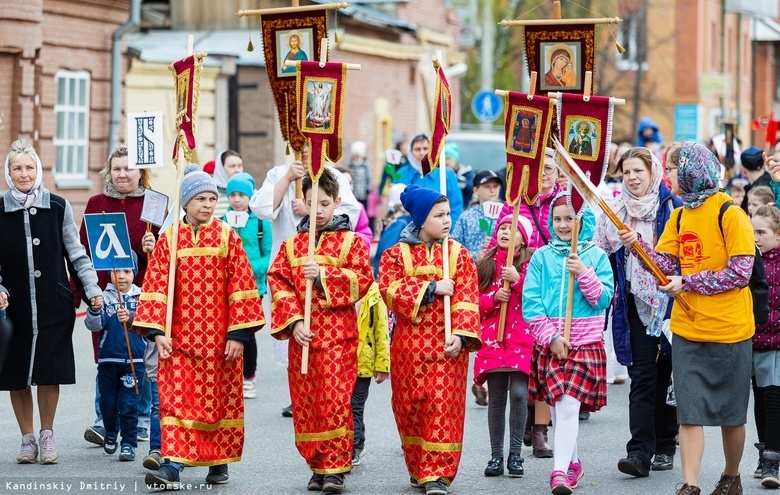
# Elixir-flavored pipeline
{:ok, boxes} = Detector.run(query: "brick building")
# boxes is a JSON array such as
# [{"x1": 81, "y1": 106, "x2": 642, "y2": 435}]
[{"x1": 0, "y1": 0, "x2": 131, "y2": 219}]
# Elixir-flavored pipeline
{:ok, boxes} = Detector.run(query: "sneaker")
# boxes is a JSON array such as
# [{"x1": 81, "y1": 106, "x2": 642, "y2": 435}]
[
  {"x1": 205, "y1": 464, "x2": 229, "y2": 484},
  {"x1": 484, "y1": 456, "x2": 503, "y2": 476},
  {"x1": 119, "y1": 444, "x2": 136, "y2": 462},
  {"x1": 423, "y1": 478, "x2": 448, "y2": 495},
  {"x1": 652, "y1": 453, "x2": 674, "y2": 471},
  {"x1": 550, "y1": 470, "x2": 573, "y2": 495},
  {"x1": 410, "y1": 476, "x2": 422, "y2": 488},
  {"x1": 762, "y1": 450, "x2": 780, "y2": 489},
  {"x1": 351, "y1": 448, "x2": 365, "y2": 466},
  {"x1": 145, "y1": 464, "x2": 180, "y2": 491},
  {"x1": 84, "y1": 425, "x2": 106, "y2": 446},
  {"x1": 143, "y1": 450, "x2": 162, "y2": 471},
  {"x1": 282, "y1": 405, "x2": 293, "y2": 418},
  {"x1": 104, "y1": 432, "x2": 119, "y2": 455},
  {"x1": 307, "y1": 473, "x2": 324, "y2": 491},
  {"x1": 243, "y1": 379, "x2": 257, "y2": 399},
  {"x1": 471, "y1": 383, "x2": 488, "y2": 406},
  {"x1": 16, "y1": 434, "x2": 38, "y2": 464},
  {"x1": 567, "y1": 462, "x2": 584, "y2": 488},
  {"x1": 507, "y1": 452, "x2": 524, "y2": 477},
  {"x1": 322, "y1": 474, "x2": 346, "y2": 493},
  {"x1": 675, "y1": 483, "x2": 702, "y2": 495},
  {"x1": 617, "y1": 455, "x2": 650, "y2": 477},
  {"x1": 709, "y1": 473, "x2": 742, "y2": 495},
  {"x1": 137, "y1": 427, "x2": 149, "y2": 442},
  {"x1": 39, "y1": 430, "x2": 58, "y2": 465}
]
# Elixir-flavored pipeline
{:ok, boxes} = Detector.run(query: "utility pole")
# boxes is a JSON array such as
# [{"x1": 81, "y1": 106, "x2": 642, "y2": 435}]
[
  {"x1": 630, "y1": 0, "x2": 649, "y2": 142},
  {"x1": 480, "y1": 0, "x2": 495, "y2": 130}
]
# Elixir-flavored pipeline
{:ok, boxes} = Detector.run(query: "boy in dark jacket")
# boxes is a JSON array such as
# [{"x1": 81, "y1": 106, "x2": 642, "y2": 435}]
[{"x1": 85, "y1": 252, "x2": 146, "y2": 461}]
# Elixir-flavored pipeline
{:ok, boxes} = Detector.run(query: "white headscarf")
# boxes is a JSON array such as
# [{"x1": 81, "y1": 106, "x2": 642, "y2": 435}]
[
  {"x1": 4, "y1": 152, "x2": 43, "y2": 208},
  {"x1": 212, "y1": 150, "x2": 229, "y2": 189}
]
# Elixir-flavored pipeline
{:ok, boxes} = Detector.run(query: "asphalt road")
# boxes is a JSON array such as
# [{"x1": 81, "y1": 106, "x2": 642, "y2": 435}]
[{"x1": 0, "y1": 316, "x2": 766, "y2": 494}]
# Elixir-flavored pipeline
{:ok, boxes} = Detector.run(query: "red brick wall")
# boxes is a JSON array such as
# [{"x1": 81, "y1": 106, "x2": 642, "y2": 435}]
[{"x1": 675, "y1": 0, "x2": 699, "y2": 100}]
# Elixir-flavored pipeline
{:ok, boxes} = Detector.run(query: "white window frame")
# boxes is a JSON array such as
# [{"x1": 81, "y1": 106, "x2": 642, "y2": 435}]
[
  {"x1": 615, "y1": 16, "x2": 650, "y2": 72},
  {"x1": 54, "y1": 70, "x2": 92, "y2": 189}
]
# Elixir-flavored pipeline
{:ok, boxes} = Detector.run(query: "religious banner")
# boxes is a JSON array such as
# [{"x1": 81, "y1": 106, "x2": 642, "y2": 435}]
[
  {"x1": 296, "y1": 61, "x2": 347, "y2": 181},
  {"x1": 421, "y1": 64, "x2": 452, "y2": 175},
  {"x1": 170, "y1": 53, "x2": 205, "y2": 161},
  {"x1": 84, "y1": 213, "x2": 134, "y2": 272},
  {"x1": 260, "y1": 10, "x2": 328, "y2": 154},
  {"x1": 127, "y1": 112, "x2": 164, "y2": 169},
  {"x1": 502, "y1": 91, "x2": 556, "y2": 206},
  {"x1": 557, "y1": 92, "x2": 614, "y2": 216},
  {"x1": 523, "y1": 24, "x2": 596, "y2": 96}
]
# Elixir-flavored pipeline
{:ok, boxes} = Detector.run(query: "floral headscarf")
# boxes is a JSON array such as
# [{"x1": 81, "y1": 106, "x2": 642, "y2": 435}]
[{"x1": 677, "y1": 141, "x2": 721, "y2": 209}]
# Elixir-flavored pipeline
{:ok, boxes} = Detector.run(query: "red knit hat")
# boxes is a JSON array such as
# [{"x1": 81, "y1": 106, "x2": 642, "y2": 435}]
[{"x1": 202, "y1": 160, "x2": 216, "y2": 175}]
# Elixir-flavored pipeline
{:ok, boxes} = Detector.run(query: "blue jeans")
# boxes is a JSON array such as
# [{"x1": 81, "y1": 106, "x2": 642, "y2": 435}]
[
  {"x1": 93, "y1": 370, "x2": 103, "y2": 427},
  {"x1": 98, "y1": 363, "x2": 145, "y2": 448},
  {"x1": 150, "y1": 380, "x2": 161, "y2": 451},
  {"x1": 94, "y1": 365, "x2": 152, "y2": 430}
]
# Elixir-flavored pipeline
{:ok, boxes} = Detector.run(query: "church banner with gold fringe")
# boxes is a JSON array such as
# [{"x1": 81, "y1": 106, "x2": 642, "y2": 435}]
[
  {"x1": 523, "y1": 24, "x2": 595, "y2": 96},
  {"x1": 170, "y1": 53, "x2": 205, "y2": 161},
  {"x1": 502, "y1": 91, "x2": 555, "y2": 206},
  {"x1": 421, "y1": 65, "x2": 452, "y2": 176},
  {"x1": 557, "y1": 93, "x2": 614, "y2": 216},
  {"x1": 295, "y1": 61, "x2": 347, "y2": 181},
  {"x1": 260, "y1": 10, "x2": 329, "y2": 154}
]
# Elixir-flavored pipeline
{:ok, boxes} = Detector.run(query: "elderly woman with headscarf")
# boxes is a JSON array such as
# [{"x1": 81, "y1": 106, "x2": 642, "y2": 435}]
[
  {"x1": 617, "y1": 141, "x2": 756, "y2": 495},
  {"x1": 212, "y1": 150, "x2": 245, "y2": 218},
  {"x1": 0, "y1": 139, "x2": 102, "y2": 464},
  {"x1": 593, "y1": 147, "x2": 682, "y2": 478}
]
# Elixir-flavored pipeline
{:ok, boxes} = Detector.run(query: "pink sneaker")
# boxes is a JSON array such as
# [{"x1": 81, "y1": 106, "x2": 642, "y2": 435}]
[
  {"x1": 567, "y1": 462, "x2": 584, "y2": 488},
  {"x1": 550, "y1": 470, "x2": 573, "y2": 495}
]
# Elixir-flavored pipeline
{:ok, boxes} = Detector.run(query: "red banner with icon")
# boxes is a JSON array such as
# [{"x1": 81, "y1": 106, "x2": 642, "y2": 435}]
[
  {"x1": 170, "y1": 53, "x2": 205, "y2": 161},
  {"x1": 421, "y1": 65, "x2": 452, "y2": 176}
]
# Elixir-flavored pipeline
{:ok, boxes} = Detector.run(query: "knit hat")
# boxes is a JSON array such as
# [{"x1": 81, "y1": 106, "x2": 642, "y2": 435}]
[
  {"x1": 387, "y1": 183, "x2": 406, "y2": 210},
  {"x1": 445, "y1": 142, "x2": 460, "y2": 163},
  {"x1": 180, "y1": 163, "x2": 218, "y2": 209},
  {"x1": 202, "y1": 160, "x2": 216, "y2": 175},
  {"x1": 741, "y1": 146, "x2": 764, "y2": 171},
  {"x1": 496, "y1": 214, "x2": 534, "y2": 247},
  {"x1": 400, "y1": 184, "x2": 446, "y2": 231},
  {"x1": 552, "y1": 194, "x2": 570, "y2": 210},
  {"x1": 226, "y1": 172, "x2": 255, "y2": 198}
]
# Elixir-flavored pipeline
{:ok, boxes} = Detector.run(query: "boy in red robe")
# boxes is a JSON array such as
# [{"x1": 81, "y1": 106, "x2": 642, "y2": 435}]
[
  {"x1": 134, "y1": 164, "x2": 265, "y2": 489},
  {"x1": 378, "y1": 185, "x2": 481, "y2": 495},
  {"x1": 267, "y1": 168, "x2": 373, "y2": 493}
]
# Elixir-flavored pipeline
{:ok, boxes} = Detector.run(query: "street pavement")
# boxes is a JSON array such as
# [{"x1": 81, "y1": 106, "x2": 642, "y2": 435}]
[{"x1": 0, "y1": 315, "x2": 767, "y2": 494}]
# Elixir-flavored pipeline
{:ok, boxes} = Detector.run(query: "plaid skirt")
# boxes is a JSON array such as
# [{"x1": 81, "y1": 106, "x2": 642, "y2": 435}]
[{"x1": 529, "y1": 342, "x2": 607, "y2": 412}]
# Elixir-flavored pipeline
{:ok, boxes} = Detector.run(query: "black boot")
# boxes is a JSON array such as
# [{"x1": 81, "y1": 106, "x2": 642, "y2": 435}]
[
  {"x1": 532, "y1": 425, "x2": 553, "y2": 458},
  {"x1": 507, "y1": 451, "x2": 524, "y2": 476},
  {"x1": 484, "y1": 456, "x2": 503, "y2": 476},
  {"x1": 762, "y1": 450, "x2": 780, "y2": 489},
  {"x1": 757, "y1": 443, "x2": 767, "y2": 479}
]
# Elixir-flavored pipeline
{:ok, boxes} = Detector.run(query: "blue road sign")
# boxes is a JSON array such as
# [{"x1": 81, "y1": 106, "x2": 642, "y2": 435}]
[
  {"x1": 472, "y1": 90, "x2": 503, "y2": 122},
  {"x1": 84, "y1": 213, "x2": 134, "y2": 271}
]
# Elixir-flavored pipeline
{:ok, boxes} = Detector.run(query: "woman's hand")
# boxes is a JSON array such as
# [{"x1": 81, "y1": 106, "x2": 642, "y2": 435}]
[
  {"x1": 141, "y1": 231, "x2": 156, "y2": 254},
  {"x1": 90, "y1": 296, "x2": 103, "y2": 311},
  {"x1": 155, "y1": 334, "x2": 172, "y2": 360},
  {"x1": 292, "y1": 320, "x2": 313, "y2": 346},
  {"x1": 501, "y1": 266, "x2": 520, "y2": 283},
  {"x1": 0, "y1": 291, "x2": 8, "y2": 311},
  {"x1": 566, "y1": 254, "x2": 586, "y2": 276},
  {"x1": 550, "y1": 336, "x2": 571, "y2": 360},
  {"x1": 659, "y1": 275, "x2": 684, "y2": 297},
  {"x1": 493, "y1": 288, "x2": 511, "y2": 303},
  {"x1": 443, "y1": 334, "x2": 462, "y2": 358},
  {"x1": 224, "y1": 340, "x2": 244, "y2": 362},
  {"x1": 285, "y1": 161, "x2": 306, "y2": 183},
  {"x1": 434, "y1": 279, "x2": 454, "y2": 297},
  {"x1": 617, "y1": 228, "x2": 638, "y2": 248}
]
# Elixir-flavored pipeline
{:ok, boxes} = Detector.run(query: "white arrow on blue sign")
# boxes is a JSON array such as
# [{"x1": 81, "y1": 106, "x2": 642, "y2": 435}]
[
  {"x1": 471, "y1": 90, "x2": 504, "y2": 122},
  {"x1": 84, "y1": 213, "x2": 134, "y2": 272}
]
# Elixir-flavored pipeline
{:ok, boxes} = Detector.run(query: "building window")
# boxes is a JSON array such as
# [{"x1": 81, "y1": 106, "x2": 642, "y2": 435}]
[
  {"x1": 616, "y1": 16, "x2": 648, "y2": 72},
  {"x1": 54, "y1": 70, "x2": 91, "y2": 187}
]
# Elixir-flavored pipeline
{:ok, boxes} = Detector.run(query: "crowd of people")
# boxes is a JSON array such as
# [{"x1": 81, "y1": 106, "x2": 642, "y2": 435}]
[{"x1": 0, "y1": 125, "x2": 779, "y2": 495}]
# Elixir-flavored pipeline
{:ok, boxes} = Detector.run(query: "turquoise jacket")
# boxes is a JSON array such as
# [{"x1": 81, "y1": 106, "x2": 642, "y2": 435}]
[{"x1": 223, "y1": 209, "x2": 272, "y2": 296}]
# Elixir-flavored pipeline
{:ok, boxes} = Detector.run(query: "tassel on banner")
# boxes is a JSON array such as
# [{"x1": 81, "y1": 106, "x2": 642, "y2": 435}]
[{"x1": 247, "y1": 39, "x2": 254, "y2": 52}]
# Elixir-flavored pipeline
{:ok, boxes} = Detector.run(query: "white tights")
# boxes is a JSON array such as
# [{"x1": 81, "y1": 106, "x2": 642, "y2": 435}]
[{"x1": 550, "y1": 394, "x2": 581, "y2": 473}]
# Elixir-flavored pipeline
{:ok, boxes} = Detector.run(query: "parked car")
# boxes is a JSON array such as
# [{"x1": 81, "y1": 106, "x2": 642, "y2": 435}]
[{"x1": 447, "y1": 130, "x2": 507, "y2": 199}]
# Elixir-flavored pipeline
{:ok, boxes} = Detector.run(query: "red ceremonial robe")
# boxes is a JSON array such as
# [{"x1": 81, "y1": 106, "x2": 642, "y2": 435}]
[
  {"x1": 267, "y1": 215, "x2": 373, "y2": 475},
  {"x1": 379, "y1": 236, "x2": 481, "y2": 486},
  {"x1": 134, "y1": 218, "x2": 264, "y2": 466}
]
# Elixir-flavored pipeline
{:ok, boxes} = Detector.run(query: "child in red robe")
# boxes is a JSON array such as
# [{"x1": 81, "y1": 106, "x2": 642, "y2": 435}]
[
  {"x1": 378, "y1": 184, "x2": 481, "y2": 495},
  {"x1": 267, "y1": 168, "x2": 373, "y2": 493}
]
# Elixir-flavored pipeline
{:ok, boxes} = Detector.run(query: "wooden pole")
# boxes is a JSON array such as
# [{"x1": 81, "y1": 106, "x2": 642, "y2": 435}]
[
  {"x1": 236, "y1": 2, "x2": 348, "y2": 17},
  {"x1": 563, "y1": 218, "x2": 580, "y2": 357},
  {"x1": 294, "y1": 150, "x2": 303, "y2": 199},
  {"x1": 112, "y1": 269, "x2": 139, "y2": 395},
  {"x1": 499, "y1": 17, "x2": 622, "y2": 27},
  {"x1": 145, "y1": 222, "x2": 151, "y2": 265},
  {"x1": 553, "y1": 0, "x2": 561, "y2": 19},
  {"x1": 283, "y1": 61, "x2": 361, "y2": 71}
]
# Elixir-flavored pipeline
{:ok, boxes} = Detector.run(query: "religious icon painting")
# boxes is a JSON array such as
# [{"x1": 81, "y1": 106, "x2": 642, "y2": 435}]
[
  {"x1": 440, "y1": 83, "x2": 451, "y2": 131},
  {"x1": 523, "y1": 24, "x2": 595, "y2": 95},
  {"x1": 507, "y1": 106, "x2": 543, "y2": 159},
  {"x1": 176, "y1": 73, "x2": 189, "y2": 116},
  {"x1": 276, "y1": 28, "x2": 314, "y2": 78},
  {"x1": 170, "y1": 53, "x2": 204, "y2": 161},
  {"x1": 564, "y1": 116, "x2": 601, "y2": 161},
  {"x1": 302, "y1": 77, "x2": 337, "y2": 133}
]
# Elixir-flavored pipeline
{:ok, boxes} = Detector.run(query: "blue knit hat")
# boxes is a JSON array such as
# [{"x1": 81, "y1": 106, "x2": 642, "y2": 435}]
[
  {"x1": 180, "y1": 163, "x2": 218, "y2": 208},
  {"x1": 226, "y1": 172, "x2": 255, "y2": 198},
  {"x1": 400, "y1": 184, "x2": 446, "y2": 231}
]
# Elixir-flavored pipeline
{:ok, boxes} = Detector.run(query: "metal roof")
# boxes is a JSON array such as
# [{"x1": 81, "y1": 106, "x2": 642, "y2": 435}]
[
  {"x1": 309, "y1": 0, "x2": 417, "y2": 33},
  {"x1": 128, "y1": 30, "x2": 266, "y2": 67}
]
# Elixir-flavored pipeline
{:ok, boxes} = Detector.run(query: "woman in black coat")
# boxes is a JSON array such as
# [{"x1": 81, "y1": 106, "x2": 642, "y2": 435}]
[{"x1": 0, "y1": 139, "x2": 102, "y2": 464}]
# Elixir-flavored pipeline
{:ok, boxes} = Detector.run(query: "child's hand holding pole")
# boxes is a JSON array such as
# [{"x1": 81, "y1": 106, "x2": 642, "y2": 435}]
[
  {"x1": 116, "y1": 307, "x2": 130, "y2": 323},
  {"x1": 292, "y1": 320, "x2": 313, "y2": 346},
  {"x1": 550, "y1": 335, "x2": 571, "y2": 361},
  {"x1": 443, "y1": 334, "x2": 462, "y2": 358},
  {"x1": 302, "y1": 262, "x2": 319, "y2": 281},
  {"x1": 434, "y1": 279, "x2": 454, "y2": 297}
]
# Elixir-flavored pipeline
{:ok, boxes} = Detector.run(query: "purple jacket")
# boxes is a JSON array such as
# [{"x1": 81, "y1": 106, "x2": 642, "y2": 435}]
[
  {"x1": 756, "y1": 246, "x2": 780, "y2": 350},
  {"x1": 488, "y1": 183, "x2": 563, "y2": 251}
]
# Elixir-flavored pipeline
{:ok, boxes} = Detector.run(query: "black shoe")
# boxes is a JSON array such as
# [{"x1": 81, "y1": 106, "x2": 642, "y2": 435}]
[
  {"x1": 507, "y1": 451, "x2": 524, "y2": 476},
  {"x1": 484, "y1": 456, "x2": 503, "y2": 476},
  {"x1": 578, "y1": 411, "x2": 590, "y2": 421},
  {"x1": 205, "y1": 464, "x2": 229, "y2": 484},
  {"x1": 144, "y1": 464, "x2": 181, "y2": 491},
  {"x1": 651, "y1": 453, "x2": 674, "y2": 471},
  {"x1": 308, "y1": 473, "x2": 324, "y2": 491},
  {"x1": 322, "y1": 474, "x2": 345, "y2": 493},
  {"x1": 282, "y1": 405, "x2": 293, "y2": 418},
  {"x1": 410, "y1": 476, "x2": 422, "y2": 488},
  {"x1": 103, "y1": 433, "x2": 118, "y2": 455},
  {"x1": 618, "y1": 456, "x2": 650, "y2": 477},
  {"x1": 84, "y1": 426, "x2": 106, "y2": 446},
  {"x1": 424, "y1": 478, "x2": 448, "y2": 495}
]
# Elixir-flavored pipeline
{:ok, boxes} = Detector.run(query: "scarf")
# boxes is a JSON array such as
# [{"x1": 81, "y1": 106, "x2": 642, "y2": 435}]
[
  {"x1": 213, "y1": 150, "x2": 229, "y2": 189},
  {"x1": 104, "y1": 181, "x2": 146, "y2": 200},
  {"x1": 4, "y1": 153, "x2": 43, "y2": 208},
  {"x1": 677, "y1": 141, "x2": 721, "y2": 209}
]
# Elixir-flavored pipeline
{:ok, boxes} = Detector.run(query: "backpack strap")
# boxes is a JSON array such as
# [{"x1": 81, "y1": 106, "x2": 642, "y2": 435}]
[
  {"x1": 716, "y1": 201, "x2": 735, "y2": 238},
  {"x1": 529, "y1": 207, "x2": 549, "y2": 244}
]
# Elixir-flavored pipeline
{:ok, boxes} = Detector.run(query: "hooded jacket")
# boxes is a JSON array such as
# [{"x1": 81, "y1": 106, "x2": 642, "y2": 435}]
[
  {"x1": 756, "y1": 245, "x2": 780, "y2": 350},
  {"x1": 356, "y1": 282, "x2": 391, "y2": 377},
  {"x1": 637, "y1": 117, "x2": 664, "y2": 147},
  {"x1": 85, "y1": 283, "x2": 146, "y2": 365},
  {"x1": 522, "y1": 194, "x2": 614, "y2": 347}
]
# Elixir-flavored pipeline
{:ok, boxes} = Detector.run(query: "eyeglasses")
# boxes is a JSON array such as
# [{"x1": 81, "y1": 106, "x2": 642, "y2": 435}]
[{"x1": 543, "y1": 166, "x2": 557, "y2": 175}]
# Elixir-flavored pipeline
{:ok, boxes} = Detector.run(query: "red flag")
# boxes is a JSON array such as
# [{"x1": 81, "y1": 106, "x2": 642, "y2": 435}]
[
  {"x1": 296, "y1": 61, "x2": 348, "y2": 181},
  {"x1": 170, "y1": 54, "x2": 205, "y2": 161},
  {"x1": 767, "y1": 113, "x2": 779, "y2": 149},
  {"x1": 421, "y1": 65, "x2": 452, "y2": 176},
  {"x1": 502, "y1": 91, "x2": 555, "y2": 206}
]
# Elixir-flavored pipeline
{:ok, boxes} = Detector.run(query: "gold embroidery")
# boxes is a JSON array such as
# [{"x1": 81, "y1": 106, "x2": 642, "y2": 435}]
[
  {"x1": 160, "y1": 417, "x2": 243, "y2": 431},
  {"x1": 411, "y1": 281, "x2": 430, "y2": 324},
  {"x1": 312, "y1": 466, "x2": 353, "y2": 475},
  {"x1": 294, "y1": 426, "x2": 353, "y2": 442},
  {"x1": 140, "y1": 292, "x2": 167, "y2": 303},
  {"x1": 400, "y1": 435, "x2": 462, "y2": 452},
  {"x1": 451, "y1": 302, "x2": 478, "y2": 313},
  {"x1": 133, "y1": 321, "x2": 165, "y2": 332},
  {"x1": 228, "y1": 290, "x2": 258, "y2": 304},
  {"x1": 166, "y1": 456, "x2": 241, "y2": 467},
  {"x1": 228, "y1": 320, "x2": 265, "y2": 332},
  {"x1": 386, "y1": 280, "x2": 403, "y2": 312}
]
